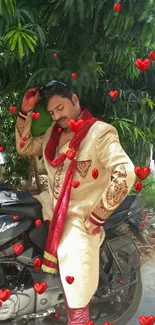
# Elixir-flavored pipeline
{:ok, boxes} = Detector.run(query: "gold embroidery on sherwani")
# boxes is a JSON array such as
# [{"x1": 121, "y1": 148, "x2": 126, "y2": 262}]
[
  {"x1": 106, "y1": 164, "x2": 128, "y2": 208},
  {"x1": 16, "y1": 116, "x2": 26, "y2": 137},
  {"x1": 53, "y1": 163, "x2": 64, "y2": 199},
  {"x1": 112, "y1": 164, "x2": 127, "y2": 178},
  {"x1": 94, "y1": 205, "x2": 115, "y2": 220},
  {"x1": 92, "y1": 164, "x2": 128, "y2": 220},
  {"x1": 76, "y1": 160, "x2": 92, "y2": 178},
  {"x1": 92, "y1": 200, "x2": 107, "y2": 220}
]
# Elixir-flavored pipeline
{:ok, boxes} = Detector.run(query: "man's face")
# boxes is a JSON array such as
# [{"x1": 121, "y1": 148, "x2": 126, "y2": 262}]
[{"x1": 47, "y1": 94, "x2": 80, "y2": 129}]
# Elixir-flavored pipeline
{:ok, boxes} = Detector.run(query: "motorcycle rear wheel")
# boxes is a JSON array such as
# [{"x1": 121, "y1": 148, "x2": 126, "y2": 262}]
[{"x1": 91, "y1": 268, "x2": 142, "y2": 325}]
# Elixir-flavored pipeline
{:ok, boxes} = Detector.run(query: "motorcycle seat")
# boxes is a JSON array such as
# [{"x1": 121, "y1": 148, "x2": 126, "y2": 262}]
[{"x1": 0, "y1": 189, "x2": 43, "y2": 220}]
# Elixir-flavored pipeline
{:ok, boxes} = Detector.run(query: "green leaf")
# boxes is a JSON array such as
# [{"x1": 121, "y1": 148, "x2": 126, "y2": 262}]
[
  {"x1": 118, "y1": 122, "x2": 125, "y2": 137},
  {"x1": 36, "y1": 25, "x2": 46, "y2": 47},
  {"x1": 0, "y1": 0, "x2": 3, "y2": 16},
  {"x1": 10, "y1": 32, "x2": 19, "y2": 51},
  {"x1": 18, "y1": 22, "x2": 22, "y2": 30},
  {"x1": 24, "y1": 32, "x2": 37, "y2": 45},
  {"x1": 24, "y1": 35, "x2": 35, "y2": 52},
  {"x1": 121, "y1": 118, "x2": 133, "y2": 123},
  {"x1": 5, "y1": 29, "x2": 16, "y2": 40},
  {"x1": 20, "y1": 9, "x2": 34, "y2": 23},
  {"x1": 25, "y1": 68, "x2": 47, "y2": 88},
  {"x1": 17, "y1": 35, "x2": 24, "y2": 57}
]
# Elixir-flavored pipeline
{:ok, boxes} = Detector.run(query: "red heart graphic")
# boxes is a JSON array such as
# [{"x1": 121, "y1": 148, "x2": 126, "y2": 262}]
[
  {"x1": 53, "y1": 53, "x2": 58, "y2": 58},
  {"x1": 34, "y1": 282, "x2": 48, "y2": 294},
  {"x1": 149, "y1": 51, "x2": 155, "y2": 61},
  {"x1": 20, "y1": 141, "x2": 25, "y2": 148},
  {"x1": 13, "y1": 244, "x2": 24, "y2": 255},
  {"x1": 34, "y1": 258, "x2": 42, "y2": 270},
  {"x1": 143, "y1": 213, "x2": 147, "y2": 218},
  {"x1": 0, "y1": 289, "x2": 11, "y2": 302},
  {"x1": 92, "y1": 168, "x2": 99, "y2": 179},
  {"x1": 9, "y1": 105, "x2": 16, "y2": 114},
  {"x1": 31, "y1": 112, "x2": 36, "y2": 119},
  {"x1": 85, "y1": 321, "x2": 94, "y2": 325},
  {"x1": 134, "y1": 166, "x2": 150, "y2": 180},
  {"x1": 58, "y1": 127, "x2": 62, "y2": 133},
  {"x1": 54, "y1": 313, "x2": 60, "y2": 319},
  {"x1": 35, "y1": 219, "x2": 42, "y2": 227},
  {"x1": 135, "y1": 59, "x2": 152, "y2": 72},
  {"x1": 103, "y1": 323, "x2": 113, "y2": 325},
  {"x1": 114, "y1": 3, "x2": 122, "y2": 12},
  {"x1": 35, "y1": 112, "x2": 40, "y2": 120},
  {"x1": 141, "y1": 221, "x2": 145, "y2": 227},
  {"x1": 135, "y1": 181, "x2": 142, "y2": 192},
  {"x1": 32, "y1": 112, "x2": 40, "y2": 120},
  {"x1": 67, "y1": 119, "x2": 84, "y2": 132},
  {"x1": 13, "y1": 215, "x2": 19, "y2": 221},
  {"x1": 109, "y1": 90, "x2": 119, "y2": 98},
  {"x1": 22, "y1": 136, "x2": 28, "y2": 142},
  {"x1": 120, "y1": 279, "x2": 124, "y2": 284},
  {"x1": 0, "y1": 147, "x2": 4, "y2": 153},
  {"x1": 66, "y1": 149, "x2": 76, "y2": 160},
  {"x1": 71, "y1": 181, "x2": 80, "y2": 188},
  {"x1": 65, "y1": 276, "x2": 75, "y2": 284},
  {"x1": 72, "y1": 73, "x2": 77, "y2": 79},
  {"x1": 139, "y1": 315, "x2": 155, "y2": 325}
]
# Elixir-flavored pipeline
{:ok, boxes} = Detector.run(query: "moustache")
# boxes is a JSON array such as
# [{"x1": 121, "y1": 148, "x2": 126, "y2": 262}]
[{"x1": 57, "y1": 118, "x2": 67, "y2": 123}]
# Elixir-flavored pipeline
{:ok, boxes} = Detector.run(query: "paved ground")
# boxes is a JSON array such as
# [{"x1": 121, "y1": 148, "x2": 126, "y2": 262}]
[{"x1": 127, "y1": 256, "x2": 155, "y2": 325}]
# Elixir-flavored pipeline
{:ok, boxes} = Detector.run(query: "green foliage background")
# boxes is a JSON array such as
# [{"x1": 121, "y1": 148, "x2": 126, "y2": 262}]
[{"x1": 0, "y1": 0, "x2": 155, "y2": 184}]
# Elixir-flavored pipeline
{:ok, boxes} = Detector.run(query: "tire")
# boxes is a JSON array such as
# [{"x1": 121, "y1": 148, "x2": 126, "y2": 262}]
[
  {"x1": 93, "y1": 268, "x2": 142, "y2": 325},
  {"x1": 112, "y1": 268, "x2": 142, "y2": 325}
]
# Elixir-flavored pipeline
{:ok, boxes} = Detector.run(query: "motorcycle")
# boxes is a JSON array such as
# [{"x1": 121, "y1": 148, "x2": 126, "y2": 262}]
[{"x1": 0, "y1": 185, "x2": 146, "y2": 325}]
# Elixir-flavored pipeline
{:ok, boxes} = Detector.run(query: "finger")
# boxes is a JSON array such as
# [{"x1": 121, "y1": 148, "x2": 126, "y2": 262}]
[
  {"x1": 30, "y1": 87, "x2": 39, "y2": 91},
  {"x1": 26, "y1": 88, "x2": 39, "y2": 95},
  {"x1": 34, "y1": 90, "x2": 40, "y2": 99}
]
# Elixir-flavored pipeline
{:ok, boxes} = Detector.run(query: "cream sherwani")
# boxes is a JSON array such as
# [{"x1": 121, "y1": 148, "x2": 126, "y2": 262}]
[{"x1": 16, "y1": 112, "x2": 135, "y2": 308}]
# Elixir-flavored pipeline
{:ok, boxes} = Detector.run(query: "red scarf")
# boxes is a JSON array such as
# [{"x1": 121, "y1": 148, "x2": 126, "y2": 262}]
[{"x1": 42, "y1": 108, "x2": 98, "y2": 274}]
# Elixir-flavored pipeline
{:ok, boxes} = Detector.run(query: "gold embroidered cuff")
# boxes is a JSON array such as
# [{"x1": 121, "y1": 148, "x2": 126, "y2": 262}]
[
  {"x1": 16, "y1": 115, "x2": 27, "y2": 137},
  {"x1": 92, "y1": 201, "x2": 106, "y2": 220},
  {"x1": 89, "y1": 215, "x2": 105, "y2": 226}
]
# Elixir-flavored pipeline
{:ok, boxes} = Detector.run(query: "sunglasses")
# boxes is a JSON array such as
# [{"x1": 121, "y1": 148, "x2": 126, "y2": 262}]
[{"x1": 40, "y1": 80, "x2": 75, "y2": 97}]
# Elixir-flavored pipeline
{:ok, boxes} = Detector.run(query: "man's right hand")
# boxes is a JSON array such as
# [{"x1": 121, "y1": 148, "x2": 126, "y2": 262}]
[{"x1": 21, "y1": 88, "x2": 40, "y2": 113}]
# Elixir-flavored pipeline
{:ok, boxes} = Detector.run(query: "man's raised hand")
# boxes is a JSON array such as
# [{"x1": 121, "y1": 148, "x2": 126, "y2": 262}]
[{"x1": 21, "y1": 88, "x2": 40, "y2": 113}]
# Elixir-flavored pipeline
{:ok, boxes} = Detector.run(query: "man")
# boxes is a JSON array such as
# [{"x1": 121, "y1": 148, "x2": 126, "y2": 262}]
[{"x1": 16, "y1": 80, "x2": 135, "y2": 325}]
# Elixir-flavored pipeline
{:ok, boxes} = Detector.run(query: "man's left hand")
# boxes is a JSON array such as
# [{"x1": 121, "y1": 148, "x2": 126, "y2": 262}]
[{"x1": 84, "y1": 218, "x2": 102, "y2": 236}]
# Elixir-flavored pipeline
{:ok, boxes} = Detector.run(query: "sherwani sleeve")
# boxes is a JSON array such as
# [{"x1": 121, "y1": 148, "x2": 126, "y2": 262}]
[
  {"x1": 89, "y1": 123, "x2": 136, "y2": 226},
  {"x1": 15, "y1": 109, "x2": 43, "y2": 157}
]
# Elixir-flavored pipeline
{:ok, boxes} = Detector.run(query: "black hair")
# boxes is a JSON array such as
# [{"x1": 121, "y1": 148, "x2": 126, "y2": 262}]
[{"x1": 40, "y1": 82, "x2": 76, "y2": 106}]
